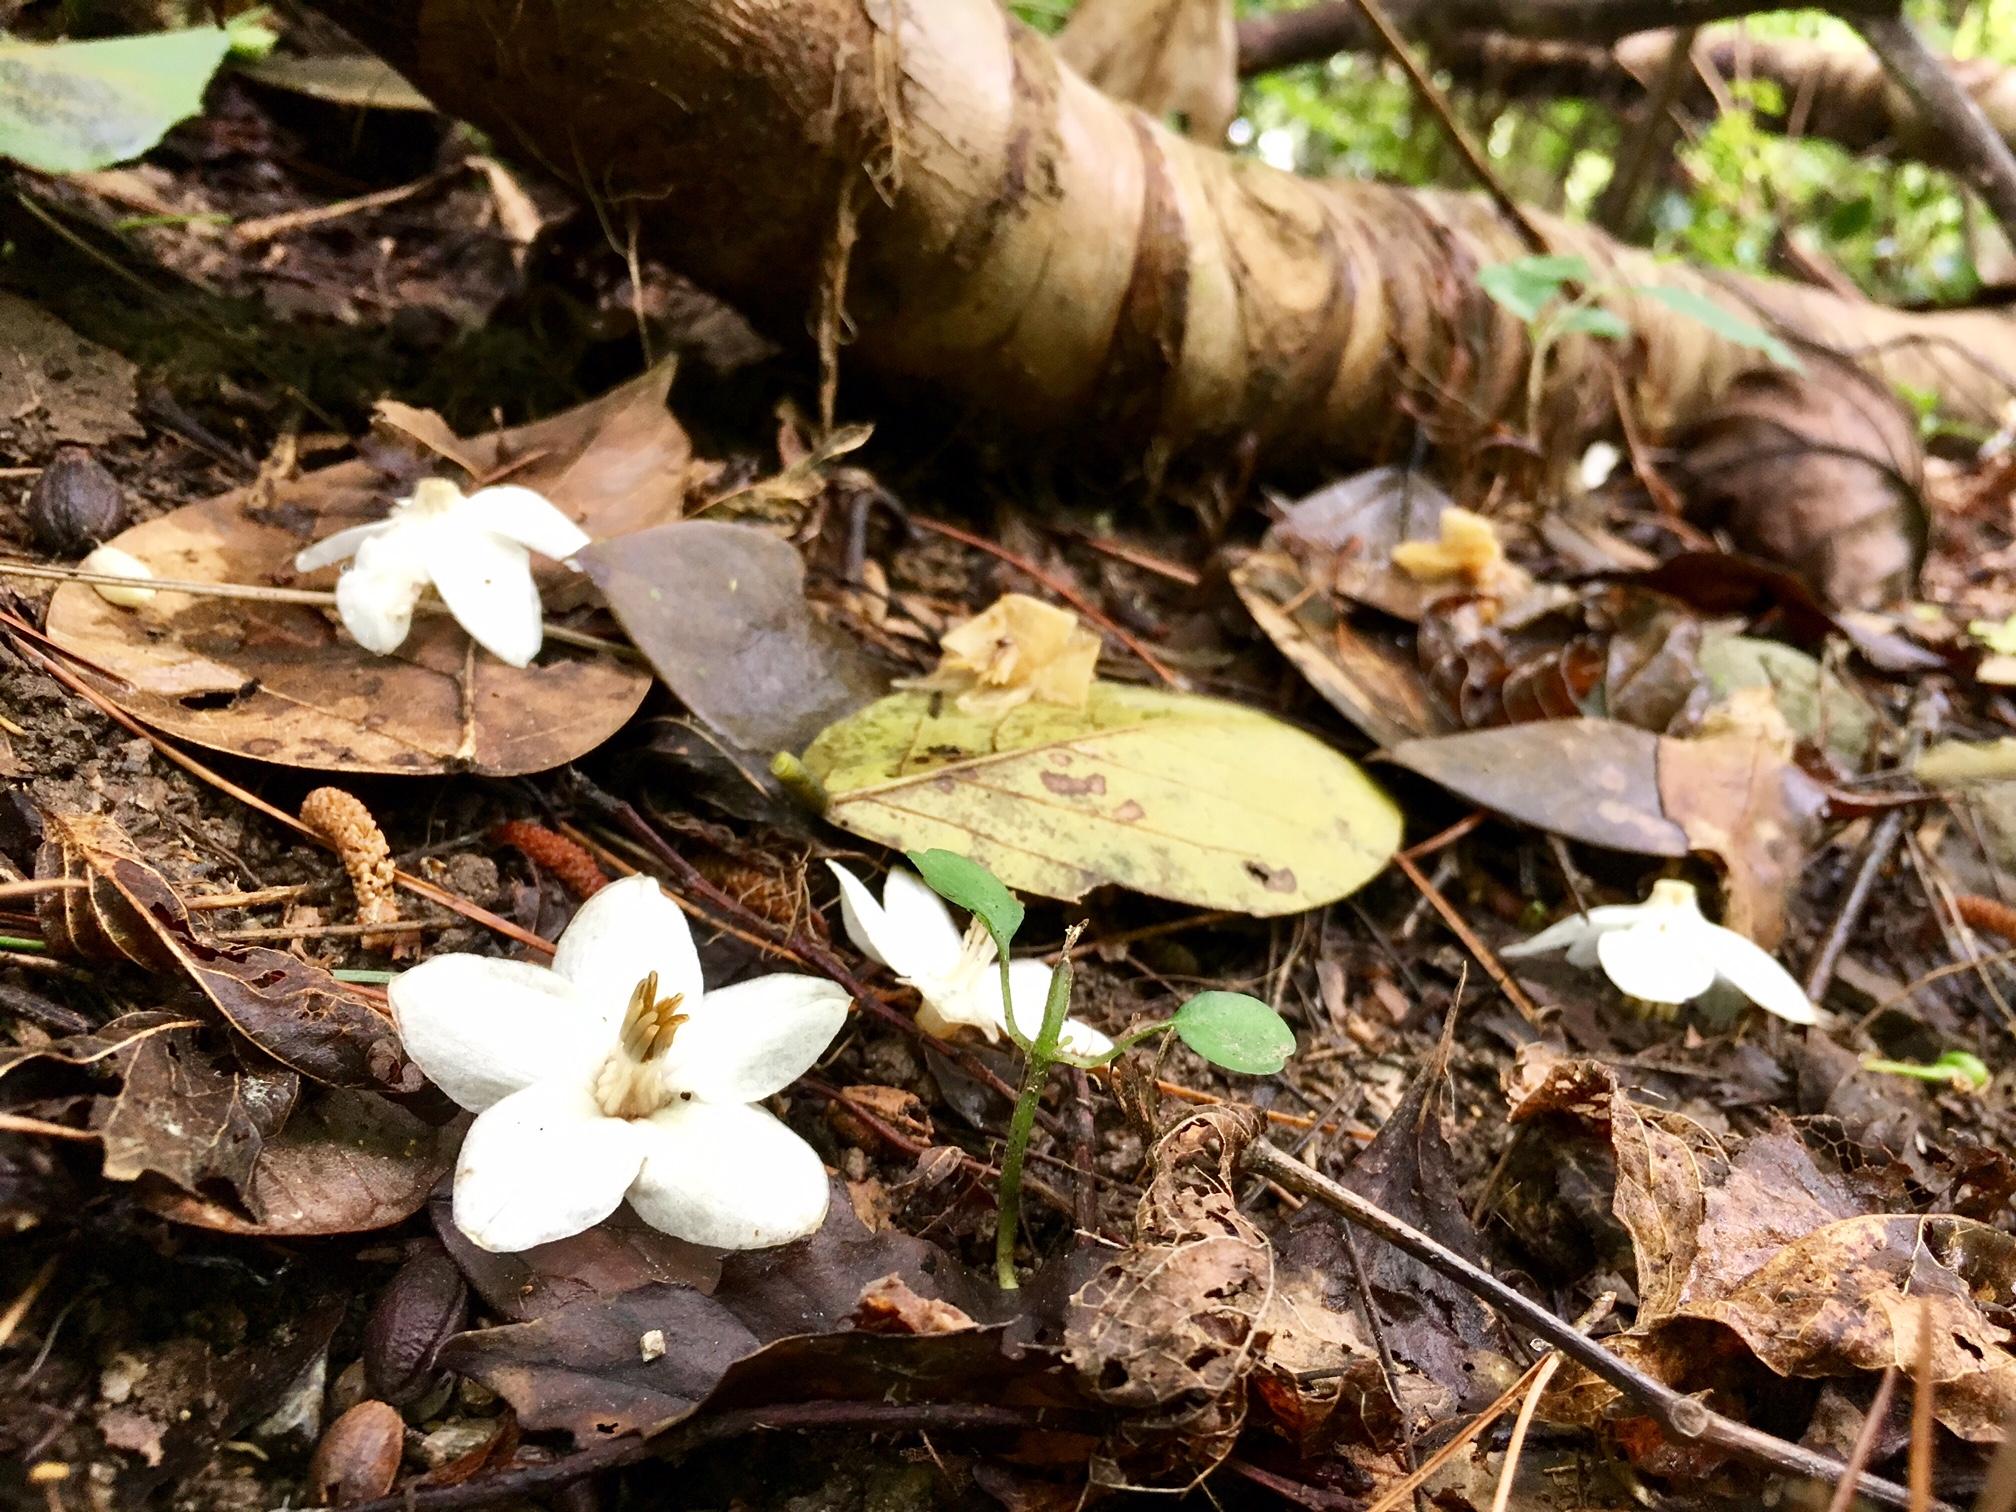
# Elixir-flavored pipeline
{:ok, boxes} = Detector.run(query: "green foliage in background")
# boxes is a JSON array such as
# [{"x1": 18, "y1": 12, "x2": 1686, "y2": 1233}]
[{"x1": 1019, "y1": 0, "x2": 2016, "y2": 307}]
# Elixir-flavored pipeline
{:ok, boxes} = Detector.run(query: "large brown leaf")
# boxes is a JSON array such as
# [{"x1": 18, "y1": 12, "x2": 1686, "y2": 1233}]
[
  {"x1": 1512, "y1": 1054, "x2": 2016, "y2": 1445},
  {"x1": 142, "y1": 1087, "x2": 458, "y2": 1236},
  {"x1": 38, "y1": 812, "x2": 416, "y2": 1091},
  {"x1": 40, "y1": 369, "x2": 685, "y2": 775}
]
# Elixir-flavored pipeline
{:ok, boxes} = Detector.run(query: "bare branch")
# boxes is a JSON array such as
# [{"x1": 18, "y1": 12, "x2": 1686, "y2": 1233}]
[{"x1": 1855, "y1": 12, "x2": 2016, "y2": 246}]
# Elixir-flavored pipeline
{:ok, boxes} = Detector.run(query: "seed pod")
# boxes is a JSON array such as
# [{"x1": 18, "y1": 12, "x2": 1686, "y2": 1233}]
[
  {"x1": 363, "y1": 1245, "x2": 467, "y2": 1409},
  {"x1": 28, "y1": 449, "x2": 125, "y2": 554},
  {"x1": 307, "y1": 1399, "x2": 402, "y2": 1506}
]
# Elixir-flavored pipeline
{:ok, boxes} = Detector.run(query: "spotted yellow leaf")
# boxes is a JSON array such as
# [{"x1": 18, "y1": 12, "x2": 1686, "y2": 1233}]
[{"x1": 798, "y1": 684, "x2": 1400, "y2": 915}]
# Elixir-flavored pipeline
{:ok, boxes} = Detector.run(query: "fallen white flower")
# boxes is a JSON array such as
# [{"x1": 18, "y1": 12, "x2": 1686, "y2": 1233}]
[
  {"x1": 389, "y1": 873, "x2": 851, "y2": 1253},
  {"x1": 1502, "y1": 877, "x2": 1818, "y2": 1025},
  {"x1": 294, "y1": 478, "x2": 590, "y2": 667},
  {"x1": 81, "y1": 544, "x2": 156, "y2": 607},
  {"x1": 826, "y1": 861, "x2": 1113, "y2": 1058},
  {"x1": 1579, "y1": 440, "x2": 1621, "y2": 492}
]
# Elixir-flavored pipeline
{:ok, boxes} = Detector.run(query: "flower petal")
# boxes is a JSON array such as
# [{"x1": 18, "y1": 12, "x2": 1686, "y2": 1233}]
[
  {"x1": 662, "y1": 973, "x2": 851, "y2": 1103},
  {"x1": 825, "y1": 861, "x2": 894, "y2": 968},
  {"x1": 881, "y1": 867, "x2": 969, "y2": 979},
  {"x1": 552, "y1": 873, "x2": 705, "y2": 1017},
  {"x1": 295, "y1": 520, "x2": 390, "y2": 573},
  {"x1": 417, "y1": 524, "x2": 543, "y2": 667},
  {"x1": 1501, "y1": 904, "x2": 1645, "y2": 962},
  {"x1": 1595, "y1": 920, "x2": 1718, "y2": 1005},
  {"x1": 334, "y1": 533, "x2": 429, "y2": 654},
  {"x1": 389, "y1": 955, "x2": 609, "y2": 1111},
  {"x1": 998, "y1": 958, "x2": 1114, "y2": 1058},
  {"x1": 452, "y1": 1080, "x2": 643, "y2": 1252},
  {"x1": 626, "y1": 1101, "x2": 830, "y2": 1249},
  {"x1": 462, "y1": 485, "x2": 592, "y2": 563},
  {"x1": 1708, "y1": 928, "x2": 1819, "y2": 1025}
]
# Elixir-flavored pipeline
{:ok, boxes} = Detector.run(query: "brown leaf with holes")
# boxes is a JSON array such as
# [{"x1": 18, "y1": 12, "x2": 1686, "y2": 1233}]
[
  {"x1": 1510, "y1": 1051, "x2": 2016, "y2": 1446},
  {"x1": 143, "y1": 1087, "x2": 458, "y2": 1236},
  {"x1": 37, "y1": 811, "x2": 416, "y2": 1091},
  {"x1": 39, "y1": 368, "x2": 687, "y2": 775},
  {"x1": 93, "y1": 1025, "x2": 264, "y2": 1200},
  {"x1": 1066, "y1": 1108, "x2": 1391, "y2": 1489}
]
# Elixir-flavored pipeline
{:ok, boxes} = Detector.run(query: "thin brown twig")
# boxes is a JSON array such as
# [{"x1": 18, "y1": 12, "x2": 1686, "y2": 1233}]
[
  {"x1": 908, "y1": 515, "x2": 1182, "y2": 688},
  {"x1": 1826, "y1": 1369, "x2": 1899, "y2": 1512},
  {"x1": 1392, "y1": 849, "x2": 1541, "y2": 1023},
  {"x1": 1337, "y1": 0, "x2": 1546, "y2": 249},
  {"x1": 1244, "y1": 1136, "x2": 1938, "y2": 1512}
]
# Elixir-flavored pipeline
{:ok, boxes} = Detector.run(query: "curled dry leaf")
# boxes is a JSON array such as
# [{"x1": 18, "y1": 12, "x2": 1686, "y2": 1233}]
[
  {"x1": 799, "y1": 685, "x2": 1400, "y2": 915},
  {"x1": 41, "y1": 368, "x2": 691, "y2": 775},
  {"x1": 37, "y1": 811, "x2": 417, "y2": 1090},
  {"x1": 1659, "y1": 365, "x2": 1926, "y2": 610},
  {"x1": 1066, "y1": 1107, "x2": 1394, "y2": 1490},
  {"x1": 1510, "y1": 1053, "x2": 2016, "y2": 1447},
  {"x1": 575, "y1": 519, "x2": 883, "y2": 754}
]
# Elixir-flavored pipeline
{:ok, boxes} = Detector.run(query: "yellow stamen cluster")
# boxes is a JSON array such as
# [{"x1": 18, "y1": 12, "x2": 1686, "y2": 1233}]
[{"x1": 620, "y1": 971, "x2": 689, "y2": 1061}]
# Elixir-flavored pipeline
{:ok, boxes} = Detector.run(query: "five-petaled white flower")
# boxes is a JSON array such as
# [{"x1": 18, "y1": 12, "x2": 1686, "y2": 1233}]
[
  {"x1": 1503, "y1": 877, "x2": 1818, "y2": 1025},
  {"x1": 825, "y1": 862, "x2": 1113, "y2": 1058},
  {"x1": 389, "y1": 874, "x2": 851, "y2": 1253},
  {"x1": 294, "y1": 478, "x2": 590, "y2": 668}
]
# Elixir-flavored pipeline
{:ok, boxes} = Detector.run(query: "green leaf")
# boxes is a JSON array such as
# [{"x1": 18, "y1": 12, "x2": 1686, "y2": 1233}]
[
  {"x1": 1861, "y1": 1050, "x2": 1990, "y2": 1093},
  {"x1": 800, "y1": 684, "x2": 1402, "y2": 915},
  {"x1": 1478, "y1": 254, "x2": 1593, "y2": 323},
  {"x1": 1173, "y1": 992, "x2": 1296, "y2": 1075},
  {"x1": 1632, "y1": 284, "x2": 1802, "y2": 370},
  {"x1": 0, "y1": 27, "x2": 235, "y2": 174},
  {"x1": 1552, "y1": 305, "x2": 1631, "y2": 342},
  {"x1": 906, "y1": 848, "x2": 1024, "y2": 951}
]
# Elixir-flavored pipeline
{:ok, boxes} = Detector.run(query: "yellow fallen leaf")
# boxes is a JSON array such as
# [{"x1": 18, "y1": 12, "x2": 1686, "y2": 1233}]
[{"x1": 798, "y1": 683, "x2": 1400, "y2": 915}]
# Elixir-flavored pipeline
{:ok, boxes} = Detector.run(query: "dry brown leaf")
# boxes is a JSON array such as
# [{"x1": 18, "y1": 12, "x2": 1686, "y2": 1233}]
[
  {"x1": 1510, "y1": 1053, "x2": 2016, "y2": 1446},
  {"x1": 1661, "y1": 365, "x2": 1926, "y2": 610},
  {"x1": 37, "y1": 811, "x2": 417, "y2": 1091},
  {"x1": 1057, "y1": 0, "x2": 1238, "y2": 141},
  {"x1": 41, "y1": 368, "x2": 692, "y2": 775},
  {"x1": 93, "y1": 1025, "x2": 265, "y2": 1200},
  {"x1": 1066, "y1": 1108, "x2": 1391, "y2": 1489},
  {"x1": 142, "y1": 1087, "x2": 458, "y2": 1237}
]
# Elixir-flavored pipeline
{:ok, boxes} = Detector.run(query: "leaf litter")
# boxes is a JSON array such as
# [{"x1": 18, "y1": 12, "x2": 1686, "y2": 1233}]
[{"x1": 4, "y1": 44, "x2": 2016, "y2": 1512}]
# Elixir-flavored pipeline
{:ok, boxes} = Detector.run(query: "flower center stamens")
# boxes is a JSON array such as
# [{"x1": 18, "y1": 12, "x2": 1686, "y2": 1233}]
[{"x1": 595, "y1": 971, "x2": 689, "y2": 1119}]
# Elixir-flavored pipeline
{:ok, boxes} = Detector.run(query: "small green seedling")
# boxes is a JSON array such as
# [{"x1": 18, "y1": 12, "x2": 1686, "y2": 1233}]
[
  {"x1": 907, "y1": 851, "x2": 1299, "y2": 1288},
  {"x1": 1479, "y1": 252, "x2": 1799, "y2": 437},
  {"x1": 1861, "y1": 1049, "x2": 1991, "y2": 1093}
]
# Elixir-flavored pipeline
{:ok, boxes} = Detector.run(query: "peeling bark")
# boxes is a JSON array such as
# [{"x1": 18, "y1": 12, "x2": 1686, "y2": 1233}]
[{"x1": 311, "y1": 0, "x2": 2016, "y2": 472}]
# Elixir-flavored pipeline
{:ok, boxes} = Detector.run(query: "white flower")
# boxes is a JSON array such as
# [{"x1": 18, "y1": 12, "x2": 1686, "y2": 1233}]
[
  {"x1": 1502, "y1": 878, "x2": 1818, "y2": 1025},
  {"x1": 294, "y1": 478, "x2": 591, "y2": 667},
  {"x1": 825, "y1": 862, "x2": 1113, "y2": 1058},
  {"x1": 1579, "y1": 441, "x2": 1621, "y2": 491},
  {"x1": 389, "y1": 874, "x2": 851, "y2": 1253}
]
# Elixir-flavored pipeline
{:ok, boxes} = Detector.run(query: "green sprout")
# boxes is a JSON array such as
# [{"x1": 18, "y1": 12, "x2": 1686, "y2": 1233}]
[
  {"x1": 906, "y1": 850, "x2": 1298, "y2": 1288},
  {"x1": 1860, "y1": 1050, "x2": 1991, "y2": 1093}
]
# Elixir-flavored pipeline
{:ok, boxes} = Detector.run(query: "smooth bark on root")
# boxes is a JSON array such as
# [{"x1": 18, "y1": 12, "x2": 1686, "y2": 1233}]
[{"x1": 316, "y1": 0, "x2": 2016, "y2": 471}]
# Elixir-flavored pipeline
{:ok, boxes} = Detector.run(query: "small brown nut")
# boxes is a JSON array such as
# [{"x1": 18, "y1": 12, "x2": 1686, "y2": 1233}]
[
  {"x1": 28, "y1": 449, "x2": 125, "y2": 554},
  {"x1": 363, "y1": 1245, "x2": 467, "y2": 1410},
  {"x1": 308, "y1": 1399, "x2": 403, "y2": 1506}
]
